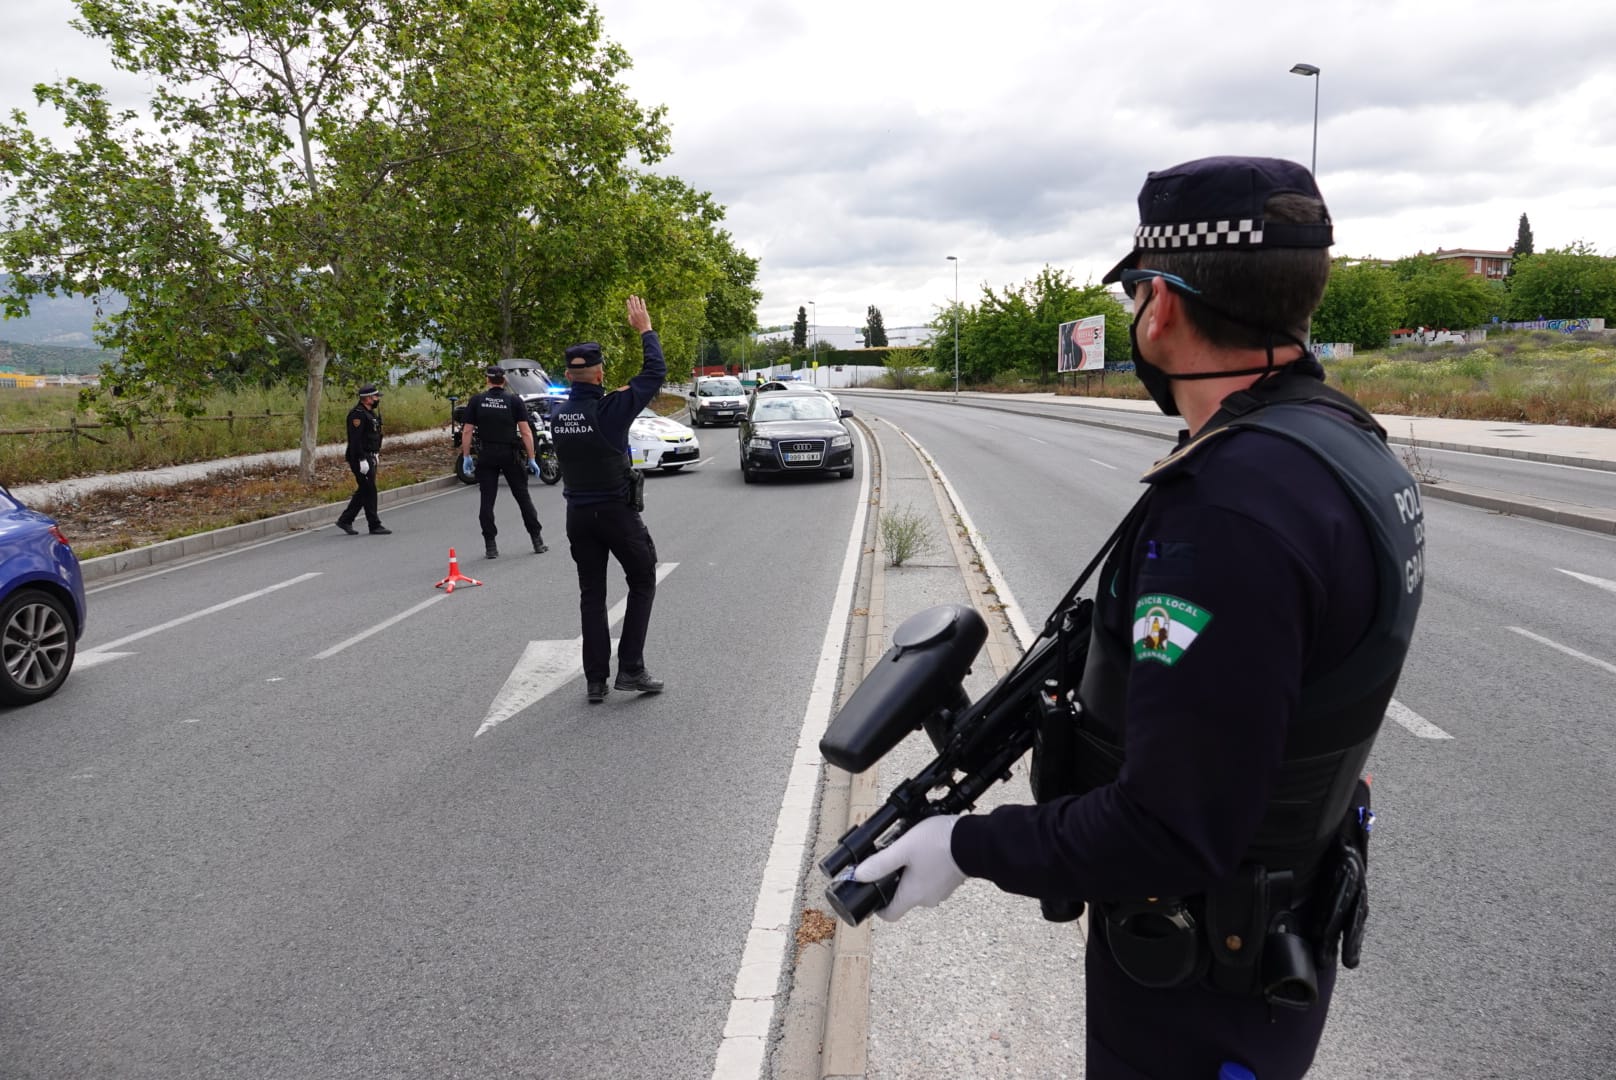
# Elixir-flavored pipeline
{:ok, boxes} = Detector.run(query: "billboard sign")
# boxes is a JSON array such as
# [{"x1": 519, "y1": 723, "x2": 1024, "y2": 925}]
[{"x1": 1058, "y1": 315, "x2": 1105, "y2": 373}]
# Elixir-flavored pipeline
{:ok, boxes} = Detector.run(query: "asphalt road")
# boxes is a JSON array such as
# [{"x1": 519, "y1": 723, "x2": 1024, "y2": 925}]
[
  {"x1": 848, "y1": 392, "x2": 1616, "y2": 1079},
  {"x1": 0, "y1": 436, "x2": 861, "y2": 1080}
]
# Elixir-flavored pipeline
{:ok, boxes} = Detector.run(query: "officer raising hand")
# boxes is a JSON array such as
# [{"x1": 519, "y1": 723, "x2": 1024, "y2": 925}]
[{"x1": 552, "y1": 296, "x2": 666, "y2": 705}]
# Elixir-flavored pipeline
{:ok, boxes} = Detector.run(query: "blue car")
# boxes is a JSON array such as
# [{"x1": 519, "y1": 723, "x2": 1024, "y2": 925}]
[{"x1": 0, "y1": 484, "x2": 87, "y2": 706}]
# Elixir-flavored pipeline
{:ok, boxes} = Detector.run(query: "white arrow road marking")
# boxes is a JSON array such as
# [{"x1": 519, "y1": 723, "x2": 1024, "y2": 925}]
[
  {"x1": 1385, "y1": 698, "x2": 1453, "y2": 739},
  {"x1": 314, "y1": 594, "x2": 450, "y2": 660},
  {"x1": 1556, "y1": 568, "x2": 1616, "y2": 597},
  {"x1": 473, "y1": 562, "x2": 678, "y2": 738},
  {"x1": 76, "y1": 573, "x2": 322, "y2": 664},
  {"x1": 1508, "y1": 626, "x2": 1616, "y2": 677}
]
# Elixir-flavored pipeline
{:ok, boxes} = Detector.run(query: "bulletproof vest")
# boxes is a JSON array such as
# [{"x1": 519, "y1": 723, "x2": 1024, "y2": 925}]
[
  {"x1": 351, "y1": 406, "x2": 382, "y2": 453},
  {"x1": 552, "y1": 392, "x2": 632, "y2": 494},
  {"x1": 1074, "y1": 381, "x2": 1425, "y2": 881},
  {"x1": 472, "y1": 389, "x2": 522, "y2": 445}
]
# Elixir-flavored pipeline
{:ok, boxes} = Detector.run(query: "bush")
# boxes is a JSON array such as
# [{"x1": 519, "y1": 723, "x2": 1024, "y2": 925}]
[{"x1": 881, "y1": 503, "x2": 937, "y2": 567}]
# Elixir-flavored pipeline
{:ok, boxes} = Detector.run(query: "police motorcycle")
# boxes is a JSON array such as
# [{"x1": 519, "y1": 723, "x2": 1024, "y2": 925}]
[{"x1": 448, "y1": 358, "x2": 562, "y2": 486}]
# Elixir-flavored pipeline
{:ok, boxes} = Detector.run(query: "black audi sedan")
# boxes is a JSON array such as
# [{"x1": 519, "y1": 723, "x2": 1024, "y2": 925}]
[{"x1": 739, "y1": 387, "x2": 855, "y2": 483}]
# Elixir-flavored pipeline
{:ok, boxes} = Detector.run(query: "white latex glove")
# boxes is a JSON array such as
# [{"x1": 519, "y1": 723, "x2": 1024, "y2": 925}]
[
  {"x1": 851, "y1": 814, "x2": 966, "y2": 921},
  {"x1": 359, "y1": 458, "x2": 370, "y2": 475}
]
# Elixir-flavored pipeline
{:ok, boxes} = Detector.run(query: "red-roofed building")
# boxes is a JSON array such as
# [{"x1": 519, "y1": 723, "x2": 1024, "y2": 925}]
[{"x1": 1432, "y1": 248, "x2": 1513, "y2": 279}]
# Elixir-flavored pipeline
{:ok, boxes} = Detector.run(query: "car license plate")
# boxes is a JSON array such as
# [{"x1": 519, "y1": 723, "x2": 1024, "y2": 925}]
[{"x1": 783, "y1": 451, "x2": 821, "y2": 462}]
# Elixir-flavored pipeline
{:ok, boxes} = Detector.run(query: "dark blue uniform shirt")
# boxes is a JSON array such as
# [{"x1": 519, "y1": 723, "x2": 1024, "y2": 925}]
[
  {"x1": 953, "y1": 418, "x2": 1377, "y2": 902},
  {"x1": 558, "y1": 331, "x2": 666, "y2": 506}
]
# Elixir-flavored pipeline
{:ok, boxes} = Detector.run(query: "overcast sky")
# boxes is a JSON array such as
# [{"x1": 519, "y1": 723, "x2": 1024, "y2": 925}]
[{"x1": 6, "y1": 0, "x2": 1616, "y2": 331}]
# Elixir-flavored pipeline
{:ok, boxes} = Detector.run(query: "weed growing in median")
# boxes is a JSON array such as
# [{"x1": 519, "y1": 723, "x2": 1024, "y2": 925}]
[{"x1": 881, "y1": 503, "x2": 938, "y2": 567}]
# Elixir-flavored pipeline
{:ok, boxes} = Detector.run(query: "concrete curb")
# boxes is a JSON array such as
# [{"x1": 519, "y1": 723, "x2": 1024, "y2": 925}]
[
  {"x1": 1382, "y1": 437, "x2": 1616, "y2": 473},
  {"x1": 1419, "y1": 481, "x2": 1616, "y2": 535},
  {"x1": 79, "y1": 474, "x2": 462, "y2": 584}
]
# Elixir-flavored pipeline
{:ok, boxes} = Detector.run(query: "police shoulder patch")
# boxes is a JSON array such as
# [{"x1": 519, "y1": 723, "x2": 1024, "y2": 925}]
[
  {"x1": 1132, "y1": 593, "x2": 1212, "y2": 666},
  {"x1": 351, "y1": 417, "x2": 361, "y2": 426}
]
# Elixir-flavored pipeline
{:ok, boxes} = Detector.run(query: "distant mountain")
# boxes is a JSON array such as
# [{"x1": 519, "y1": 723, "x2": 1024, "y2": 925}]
[
  {"x1": 0, "y1": 340, "x2": 114, "y2": 375},
  {"x1": 0, "y1": 279, "x2": 126, "y2": 347}
]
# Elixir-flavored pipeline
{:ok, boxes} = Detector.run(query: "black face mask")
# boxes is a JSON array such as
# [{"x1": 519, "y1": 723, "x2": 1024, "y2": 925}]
[{"x1": 1128, "y1": 288, "x2": 1311, "y2": 417}]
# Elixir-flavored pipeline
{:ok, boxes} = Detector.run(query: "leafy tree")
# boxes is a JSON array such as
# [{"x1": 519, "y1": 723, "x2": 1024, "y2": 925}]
[
  {"x1": 865, "y1": 305, "x2": 888, "y2": 347},
  {"x1": 1504, "y1": 242, "x2": 1616, "y2": 321},
  {"x1": 792, "y1": 306, "x2": 808, "y2": 349},
  {"x1": 926, "y1": 267, "x2": 1127, "y2": 385},
  {"x1": 700, "y1": 235, "x2": 761, "y2": 347},
  {"x1": 1312, "y1": 259, "x2": 1402, "y2": 348},
  {"x1": 1390, "y1": 256, "x2": 1499, "y2": 330},
  {"x1": 1513, "y1": 213, "x2": 1535, "y2": 258},
  {"x1": 0, "y1": 0, "x2": 467, "y2": 480}
]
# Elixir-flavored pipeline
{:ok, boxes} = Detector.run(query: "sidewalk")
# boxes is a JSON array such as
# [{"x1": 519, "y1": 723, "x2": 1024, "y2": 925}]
[
  {"x1": 856, "y1": 390, "x2": 1616, "y2": 470},
  {"x1": 8, "y1": 426, "x2": 449, "y2": 506},
  {"x1": 842, "y1": 389, "x2": 1616, "y2": 535}
]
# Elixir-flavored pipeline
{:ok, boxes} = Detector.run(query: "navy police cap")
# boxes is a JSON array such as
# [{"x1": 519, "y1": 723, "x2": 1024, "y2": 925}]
[
  {"x1": 357, "y1": 383, "x2": 381, "y2": 398},
  {"x1": 484, "y1": 365, "x2": 506, "y2": 379},
  {"x1": 565, "y1": 342, "x2": 603, "y2": 368},
  {"x1": 1102, "y1": 156, "x2": 1333, "y2": 284}
]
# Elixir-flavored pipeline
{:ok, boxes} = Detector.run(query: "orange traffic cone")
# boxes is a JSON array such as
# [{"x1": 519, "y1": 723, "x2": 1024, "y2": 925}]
[{"x1": 434, "y1": 547, "x2": 482, "y2": 593}]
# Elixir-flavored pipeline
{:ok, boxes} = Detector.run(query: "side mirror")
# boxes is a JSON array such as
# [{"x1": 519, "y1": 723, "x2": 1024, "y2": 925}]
[{"x1": 840, "y1": 408, "x2": 853, "y2": 419}]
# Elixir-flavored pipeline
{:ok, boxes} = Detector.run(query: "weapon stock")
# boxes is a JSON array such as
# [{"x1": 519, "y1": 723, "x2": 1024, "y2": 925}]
[{"x1": 818, "y1": 601, "x2": 1091, "y2": 925}]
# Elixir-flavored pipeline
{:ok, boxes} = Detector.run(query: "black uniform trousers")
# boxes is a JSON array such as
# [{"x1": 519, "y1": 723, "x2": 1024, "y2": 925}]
[
  {"x1": 337, "y1": 454, "x2": 380, "y2": 530},
  {"x1": 1084, "y1": 918, "x2": 1336, "y2": 1079},
  {"x1": 476, "y1": 444, "x2": 542, "y2": 541},
  {"x1": 565, "y1": 500, "x2": 657, "y2": 682}
]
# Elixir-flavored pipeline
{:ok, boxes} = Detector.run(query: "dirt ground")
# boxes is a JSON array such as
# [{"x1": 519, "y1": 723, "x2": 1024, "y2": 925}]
[{"x1": 36, "y1": 440, "x2": 462, "y2": 559}]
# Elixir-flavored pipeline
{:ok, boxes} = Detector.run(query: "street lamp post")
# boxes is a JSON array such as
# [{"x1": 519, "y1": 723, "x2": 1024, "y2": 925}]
[
  {"x1": 1290, "y1": 63, "x2": 1320, "y2": 175},
  {"x1": 809, "y1": 300, "x2": 817, "y2": 385},
  {"x1": 946, "y1": 255, "x2": 959, "y2": 396}
]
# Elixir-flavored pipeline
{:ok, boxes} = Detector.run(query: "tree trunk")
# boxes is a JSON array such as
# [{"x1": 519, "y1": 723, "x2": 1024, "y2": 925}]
[{"x1": 300, "y1": 339, "x2": 330, "y2": 484}]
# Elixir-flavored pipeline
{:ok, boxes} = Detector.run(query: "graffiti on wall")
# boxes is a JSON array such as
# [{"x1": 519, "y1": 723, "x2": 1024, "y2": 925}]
[
  {"x1": 1501, "y1": 318, "x2": 1606, "y2": 334},
  {"x1": 1311, "y1": 342, "x2": 1355, "y2": 360}
]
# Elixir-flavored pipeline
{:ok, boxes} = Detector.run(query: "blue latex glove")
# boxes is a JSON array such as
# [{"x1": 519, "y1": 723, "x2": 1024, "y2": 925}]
[
  {"x1": 461, "y1": 455, "x2": 474, "y2": 478},
  {"x1": 526, "y1": 458, "x2": 540, "y2": 476}
]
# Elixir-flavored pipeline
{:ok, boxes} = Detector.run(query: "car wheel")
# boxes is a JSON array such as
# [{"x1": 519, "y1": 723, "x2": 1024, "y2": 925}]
[
  {"x1": 741, "y1": 460, "x2": 755, "y2": 484},
  {"x1": 0, "y1": 587, "x2": 76, "y2": 706},
  {"x1": 838, "y1": 466, "x2": 854, "y2": 479},
  {"x1": 454, "y1": 454, "x2": 478, "y2": 485}
]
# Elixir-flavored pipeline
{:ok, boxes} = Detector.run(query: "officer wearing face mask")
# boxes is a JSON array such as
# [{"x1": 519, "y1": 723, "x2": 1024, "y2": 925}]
[
  {"x1": 851, "y1": 157, "x2": 1426, "y2": 1079},
  {"x1": 335, "y1": 384, "x2": 390, "y2": 536}
]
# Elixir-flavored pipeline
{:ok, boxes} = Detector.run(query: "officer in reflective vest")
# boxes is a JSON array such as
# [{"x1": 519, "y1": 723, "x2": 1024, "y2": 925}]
[
  {"x1": 459, "y1": 365, "x2": 546, "y2": 559},
  {"x1": 335, "y1": 383, "x2": 390, "y2": 536},
  {"x1": 850, "y1": 157, "x2": 1425, "y2": 1079},
  {"x1": 552, "y1": 296, "x2": 667, "y2": 705}
]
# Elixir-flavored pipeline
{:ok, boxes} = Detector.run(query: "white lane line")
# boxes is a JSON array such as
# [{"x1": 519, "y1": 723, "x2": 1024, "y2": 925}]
[
  {"x1": 314, "y1": 594, "x2": 451, "y2": 660},
  {"x1": 1385, "y1": 698, "x2": 1453, "y2": 740},
  {"x1": 1026, "y1": 435, "x2": 1050, "y2": 445},
  {"x1": 1088, "y1": 457, "x2": 1119, "y2": 471},
  {"x1": 79, "y1": 573, "x2": 322, "y2": 657},
  {"x1": 708, "y1": 424, "x2": 872, "y2": 1080},
  {"x1": 1556, "y1": 568, "x2": 1616, "y2": 596},
  {"x1": 1508, "y1": 626, "x2": 1616, "y2": 677}
]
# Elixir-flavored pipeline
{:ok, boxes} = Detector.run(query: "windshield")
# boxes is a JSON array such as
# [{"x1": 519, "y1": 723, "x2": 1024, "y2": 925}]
[
  {"x1": 498, "y1": 364, "x2": 552, "y2": 398},
  {"x1": 637, "y1": 407, "x2": 661, "y2": 419},
  {"x1": 753, "y1": 396, "x2": 837, "y2": 422},
  {"x1": 698, "y1": 379, "x2": 742, "y2": 396}
]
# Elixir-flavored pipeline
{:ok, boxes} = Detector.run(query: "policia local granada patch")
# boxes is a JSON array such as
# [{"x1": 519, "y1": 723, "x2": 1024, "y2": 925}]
[{"x1": 1133, "y1": 593, "x2": 1213, "y2": 666}]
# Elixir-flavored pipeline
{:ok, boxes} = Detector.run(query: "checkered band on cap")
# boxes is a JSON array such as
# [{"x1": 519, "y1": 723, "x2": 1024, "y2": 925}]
[{"x1": 1135, "y1": 219, "x2": 1264, "y2": 250}]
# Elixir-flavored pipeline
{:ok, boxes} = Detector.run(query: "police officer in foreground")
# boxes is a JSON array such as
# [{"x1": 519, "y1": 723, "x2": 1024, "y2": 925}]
[
  {"x1": 552, "y1": 296, "x2": 667, "y2": 704},
  {"x1": 851, "y1": 157, "x2": 1426, "y2": 1078},
  {"x1": 459, "y1": 364, "x2": 547, "y2": 559},
  {"x1": 335, "y1": 384, "x2": 391, "y2": 536}
]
